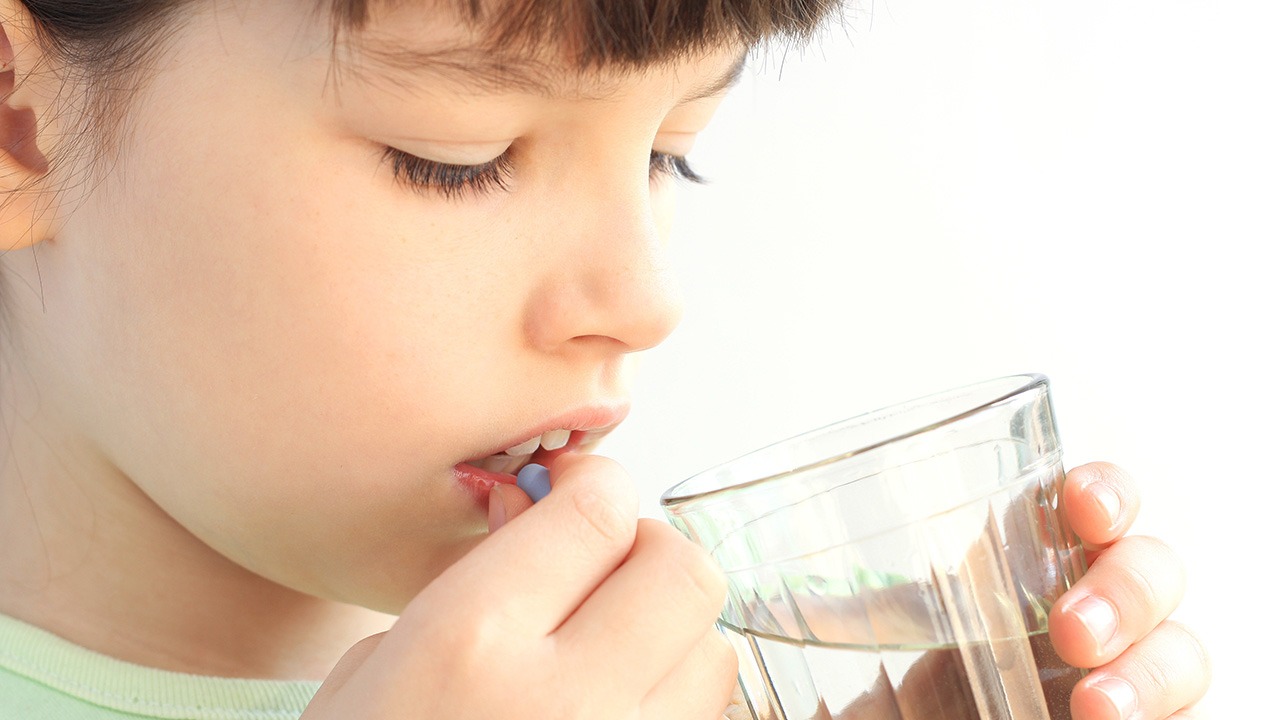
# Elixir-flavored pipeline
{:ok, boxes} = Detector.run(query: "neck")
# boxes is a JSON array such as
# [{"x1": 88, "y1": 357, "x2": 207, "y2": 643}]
[{"x1": 0, "y1": 398, "x2": 394, "y2": 681}]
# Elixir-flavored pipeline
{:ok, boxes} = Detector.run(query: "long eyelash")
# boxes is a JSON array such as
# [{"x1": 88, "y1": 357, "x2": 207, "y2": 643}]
[
  {"x1": 381, "y1": 147, "x2": 704, "y2": 198},
  {"x1": 381, "y1": 147, "x2": 514, "y2": 200},
  {"x1": 650, "y1": 151, "x2": 707, "y2": 184}
]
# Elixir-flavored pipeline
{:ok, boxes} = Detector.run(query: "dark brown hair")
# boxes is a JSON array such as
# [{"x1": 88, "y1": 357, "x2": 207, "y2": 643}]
[
  {"x1": 326, "y1": 0, "x2": 842, "y2": 68},
  {"x1": 22, "y1": 0, "x2": 838, "y2": 158}
]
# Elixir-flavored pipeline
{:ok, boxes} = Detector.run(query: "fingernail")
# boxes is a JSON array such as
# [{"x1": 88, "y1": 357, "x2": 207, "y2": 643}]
[
  {"x1": 516, "y1": 463, "x2": 551, "y2": 503},
  {"x1": 1091, "y1": 676, "x2": 1137, "y2": 719},
  {"x1": 1065, "y1": 594, "x2": 1118, "y2": 656},
  {"x1": 488, "y1": 488, "x2": 508, "y2": 531},
  {"x1": 1091, "y1": 483, "x2": 1122, "y2": 530}
]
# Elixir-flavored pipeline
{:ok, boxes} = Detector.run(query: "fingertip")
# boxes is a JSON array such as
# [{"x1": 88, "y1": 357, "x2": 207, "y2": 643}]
[
  {"x1": 1067, "y1": 462, "x2": 1139, "y2": 506},
  {"x1": 1049, "y1": 592, "x2": 1118, "y2": 668},
  {"x1": 487, "y1": 486, "x2": 507, "y2": 532},
  {"x1": 548, "y1": 450, "x2": 620, "y2": 477},
  {"x1": 488, "y1": 483, "x2": 533, "y2": 533},
  {"x1": 1089, "y1": 482, "x2": 1124, "y2": 536},
  {"x1": 1071, "y1": 675, "x2": 1137, "y2": 720},
  {"x1": 1065, "y1": 462, "x2": 1139, "y2": 545},
  {"x1": 1050, "y1": 598, "x2": 1094, "y2": 669}
]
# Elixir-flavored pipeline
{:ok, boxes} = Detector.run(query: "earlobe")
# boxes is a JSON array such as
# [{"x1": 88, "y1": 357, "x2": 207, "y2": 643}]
[{"x1": 1, "y1": 11, "x2": 57, "y2": 252}]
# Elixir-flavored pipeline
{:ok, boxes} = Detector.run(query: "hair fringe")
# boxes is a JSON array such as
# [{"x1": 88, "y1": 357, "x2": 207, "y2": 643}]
[{"x1": 328, "y1": 0, "x2": 843, "y2": 68}]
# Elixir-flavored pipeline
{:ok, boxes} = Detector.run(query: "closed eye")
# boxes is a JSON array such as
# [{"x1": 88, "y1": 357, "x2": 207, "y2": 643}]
[
  {"x1": 650, "y1": 151, "x2": 706, "y2": 184},
  {"x1": 380, "y1": 146, "x2": 514, "y2": 200},
  {"x1": 380, "y1": 146, "x2": 707, "y2": 199}
]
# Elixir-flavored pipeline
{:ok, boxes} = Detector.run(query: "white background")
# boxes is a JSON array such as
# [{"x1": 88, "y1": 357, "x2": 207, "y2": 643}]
[{"x1": 604, "y1": 0, "x2": 1278, "y2": 716}]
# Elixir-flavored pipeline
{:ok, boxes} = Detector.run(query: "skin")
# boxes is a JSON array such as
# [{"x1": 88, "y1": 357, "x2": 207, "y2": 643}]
[{"x1": 0, "y1": 0, "x2": 1208, "y2": 717}]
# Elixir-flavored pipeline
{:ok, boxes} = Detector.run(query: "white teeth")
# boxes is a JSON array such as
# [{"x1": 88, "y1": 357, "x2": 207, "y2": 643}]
[
  {"x1": 540, "y1": 428, "x2": 572, "y2": 451},
  {"x1": 503, "y1": 436, "x2": 541, "y2": 457},
  {"x1": 500, "y1": 428, "x2": 573, "y2": 457},
  {"x1": 472, "y1": 454, "x2": 527, "y2": 475}
]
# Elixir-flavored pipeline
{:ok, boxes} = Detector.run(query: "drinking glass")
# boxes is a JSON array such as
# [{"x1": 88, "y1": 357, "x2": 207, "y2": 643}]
[{"x1": 661, "y1": 374, "x2": 1088, "y2": 720}]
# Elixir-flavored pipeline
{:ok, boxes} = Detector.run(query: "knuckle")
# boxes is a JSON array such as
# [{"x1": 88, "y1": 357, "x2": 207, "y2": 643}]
[
  {"x1": 1127, "y1": 534, "x2": 1180, "y2": 564},
  {"x1": 433, "y1": 612, "x2": 505, "y2": 674},
  {"x1": 569, "y1": 484, "x2": 636, "y2": 555},
  {"x1": 1135, "y1": 656, "x2": 1177, "y2": 699},
  {"x1": 1127, "y1": 620, "x2": 1212, "y2": 702},
  {"x1": 1163, "y1": 620, "x2": 1214, "y2": 683},
  {"x1": 1111, "y1": 535, "x2": 1183, "y2": 610},
  {"x1": 554, "y1": 454, "x2": 639, "y2": 557}
]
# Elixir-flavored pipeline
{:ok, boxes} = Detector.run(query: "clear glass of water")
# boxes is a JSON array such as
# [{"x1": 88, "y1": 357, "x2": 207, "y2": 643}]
[{"x1": 661, "y1": 374, "x2": 1088, "y2": 720}]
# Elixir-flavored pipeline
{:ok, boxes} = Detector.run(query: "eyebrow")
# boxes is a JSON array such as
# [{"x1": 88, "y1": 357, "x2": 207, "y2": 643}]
[{"x1": 349, "y1": 43, "x2": 749, "y2": 103}]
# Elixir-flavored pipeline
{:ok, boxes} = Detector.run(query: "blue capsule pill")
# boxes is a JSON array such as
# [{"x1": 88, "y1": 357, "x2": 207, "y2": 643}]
[{"x1": 516, "y1": 463, "x2": 552, "y2": 503}]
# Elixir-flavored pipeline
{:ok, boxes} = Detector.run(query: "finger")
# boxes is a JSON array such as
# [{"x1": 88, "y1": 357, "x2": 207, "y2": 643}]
[
  {"x1": 488, "y1": 482, "x2": 534, "y2": 533},
  {"x1": 305, "y1": 632, "x2": 387, "y2": 708},
  {"x1": 559, "y1": 519, "x2": 728, "y2": 697},
  {"x1": 1070, "y1": 621, "x2": 1211, "y2": 720},
  {"x1": 1049, "y1": 536, "x2": 1185, "y2": 668},
  {"x1": 405, "y1": 453, "x2": 638, "y2": 638},
  {"x1": 640, "y1": 627, "x2": 739, "y2": 720},
  {"x1": 1063, "y1": 462, "x2": 1140, "y2": 552}
]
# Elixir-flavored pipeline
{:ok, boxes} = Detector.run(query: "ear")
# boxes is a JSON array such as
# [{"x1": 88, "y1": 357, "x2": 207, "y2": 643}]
[{"x1": 1, "y1": 6, "x2": 58, "y2": 252}]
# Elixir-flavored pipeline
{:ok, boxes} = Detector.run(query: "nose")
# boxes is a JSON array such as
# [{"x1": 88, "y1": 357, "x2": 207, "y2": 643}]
[{"x1": 523, "y1": 183, "x2": 684, "y2": 355}]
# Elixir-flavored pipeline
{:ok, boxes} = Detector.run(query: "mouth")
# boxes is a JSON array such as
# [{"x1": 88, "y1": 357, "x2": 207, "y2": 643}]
[{"x1": 453, "y1": 404, "x2": 630, "y2": 502}]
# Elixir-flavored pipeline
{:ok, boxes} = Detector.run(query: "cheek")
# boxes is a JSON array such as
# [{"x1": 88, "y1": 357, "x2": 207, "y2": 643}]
[
  {"x1": 102, "y1": 137, "x2": 449, "y2": 457},
  {"x1": 60, "y1": 102, "x2": 515, "y2": 555},
  {"x1": 61, "y1": 127, "x2": 514, "y2": 608}
]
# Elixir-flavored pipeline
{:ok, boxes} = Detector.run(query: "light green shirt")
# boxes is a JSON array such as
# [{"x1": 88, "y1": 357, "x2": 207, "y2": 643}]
[{"x1": 0, "y1": 613, "x2": 321, "y2": 719}]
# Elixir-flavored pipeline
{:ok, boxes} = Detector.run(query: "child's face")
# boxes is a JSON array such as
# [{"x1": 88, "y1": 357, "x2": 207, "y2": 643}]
[{"x1": 34, "y1": 1, "x2": 740, "y2": 611}]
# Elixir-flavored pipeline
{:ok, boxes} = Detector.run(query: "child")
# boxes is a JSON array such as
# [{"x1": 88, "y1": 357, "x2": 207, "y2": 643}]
[{"x1": 0, "y1": 1, "x2": 1209, "y2": 718}]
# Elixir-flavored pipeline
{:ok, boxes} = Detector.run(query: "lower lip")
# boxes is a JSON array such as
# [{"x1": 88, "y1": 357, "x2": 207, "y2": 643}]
[
  {"x1": 453, "y1": 433, "x2": 586, "y2": 507},
  {"x1": 453, "y1": 463, "x2": 518, "y2": 508}
]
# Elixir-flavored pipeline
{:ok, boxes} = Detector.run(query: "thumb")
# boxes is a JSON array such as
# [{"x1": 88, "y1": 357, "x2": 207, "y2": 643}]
[
  {"x1": 488, "y1": 482, "x2": 534, "y2": 533},
  {"x1": 305, "y1": 632, "x2": 387, "y2": 709}
]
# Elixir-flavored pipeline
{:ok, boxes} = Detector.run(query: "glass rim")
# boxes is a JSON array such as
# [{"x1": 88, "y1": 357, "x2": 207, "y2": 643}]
[{"x1": 660, "y1": 373, "x2": 1050, "y2": 507}]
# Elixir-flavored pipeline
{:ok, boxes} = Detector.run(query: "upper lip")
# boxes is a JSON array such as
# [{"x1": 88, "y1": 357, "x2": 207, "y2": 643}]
[{"x1": 464, "y1": 401, "x2": 632, "y2": 462}]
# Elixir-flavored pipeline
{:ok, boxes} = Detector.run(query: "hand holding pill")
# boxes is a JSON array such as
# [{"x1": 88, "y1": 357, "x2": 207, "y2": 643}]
[
  {"x1": 301, "y1": 453, "x2": 738, "y2": 720},
  {"x1": 481, "y1": 463, "x2": 548, "y2": 534}
]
